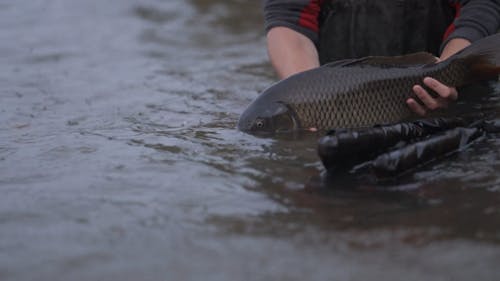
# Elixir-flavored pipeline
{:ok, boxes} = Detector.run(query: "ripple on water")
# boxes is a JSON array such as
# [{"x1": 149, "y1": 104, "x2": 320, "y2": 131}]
[
  {"x1": 133, "y1": 5, "x2": 179, "y2": 24},
  {"x1": 2, "y1": 1, "x2": 500, "y2": 280}
]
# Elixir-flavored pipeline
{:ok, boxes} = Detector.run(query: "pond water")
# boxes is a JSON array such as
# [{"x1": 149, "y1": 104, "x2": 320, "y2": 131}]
[{"x1": 1, "y1": 1, "x2": 500, "y2": 280}]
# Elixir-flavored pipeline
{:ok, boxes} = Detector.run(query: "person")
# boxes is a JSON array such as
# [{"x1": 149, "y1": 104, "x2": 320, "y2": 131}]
[{"x1": 263, "y1": 0, "x2": 500, "y2": 116}]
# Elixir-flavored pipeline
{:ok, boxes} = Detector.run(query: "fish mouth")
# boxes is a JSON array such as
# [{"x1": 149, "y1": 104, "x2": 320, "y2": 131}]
[{"x1": 236, "y1": 110, "x2": 253, "y2": 132}]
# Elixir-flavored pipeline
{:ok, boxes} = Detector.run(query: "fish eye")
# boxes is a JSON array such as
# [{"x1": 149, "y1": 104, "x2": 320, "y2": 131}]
[
  {"x1": 255, "y1": 120, "x2": 264, "y2": 128},
  {"x1": 251, "y1": 118, "x2": 270, "y2": 132}
]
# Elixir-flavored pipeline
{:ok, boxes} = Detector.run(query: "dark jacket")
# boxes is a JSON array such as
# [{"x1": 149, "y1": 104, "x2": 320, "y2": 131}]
[{"x1": 263, "y1": 0, "x2": 500, "y2": 59}]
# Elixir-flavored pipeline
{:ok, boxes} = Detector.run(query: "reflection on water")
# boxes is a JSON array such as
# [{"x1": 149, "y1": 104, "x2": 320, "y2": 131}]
[
  {"x1": 187, "y1": 0, "x2": 264, "y2": 33},
  {"x1": 1, "y1": 1, "x2": 500, "y2": 280}
]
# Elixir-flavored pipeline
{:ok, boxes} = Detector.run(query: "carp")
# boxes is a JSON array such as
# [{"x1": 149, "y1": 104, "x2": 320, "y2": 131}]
[{"x1": 238, "y1": 33, "x2": 500, "y2": 135}]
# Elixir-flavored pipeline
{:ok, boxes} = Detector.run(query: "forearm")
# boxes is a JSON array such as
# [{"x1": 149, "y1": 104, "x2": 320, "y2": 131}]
[
  {"x1": 266, "y1": 27, "x2": 320, "y2": 79},
  {"x1": 441, "y1": 0, "x2": 500, "y2": 51},
  {"x1": 440, "y1": 38, "x2": 471, "y2": 60}
]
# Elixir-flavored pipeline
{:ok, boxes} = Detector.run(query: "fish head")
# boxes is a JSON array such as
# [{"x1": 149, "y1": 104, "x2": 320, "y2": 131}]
[{"x1": 237, "y1": 100, "x2": 299, "y2": 134}]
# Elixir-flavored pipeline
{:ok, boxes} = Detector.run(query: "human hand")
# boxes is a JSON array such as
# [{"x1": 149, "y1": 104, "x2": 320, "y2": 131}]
[{"x1": 406, "y1": 77, "x2": 458, "y2": 116}]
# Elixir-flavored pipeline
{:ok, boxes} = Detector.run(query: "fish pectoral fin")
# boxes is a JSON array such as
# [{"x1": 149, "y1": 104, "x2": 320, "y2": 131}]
[{"x1": 325, "y1": 52, "x2": 438, "y2": 69}]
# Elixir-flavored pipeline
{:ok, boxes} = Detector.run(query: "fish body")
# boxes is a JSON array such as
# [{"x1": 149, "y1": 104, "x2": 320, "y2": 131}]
[{"x1": 238, "y1": 33, "x2": 500, "y2": 134}]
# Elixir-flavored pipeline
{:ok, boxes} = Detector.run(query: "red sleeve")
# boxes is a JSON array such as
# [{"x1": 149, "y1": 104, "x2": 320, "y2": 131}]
[
  {"x1": 263, "y1": 0, "x2": 324, "y2": 44},
  {"x1": 298, "y1": 0, "x2": 324, "y2": 33},
  {"x1": 442, "y1": 2, "x2": 463, "y2": 41}
]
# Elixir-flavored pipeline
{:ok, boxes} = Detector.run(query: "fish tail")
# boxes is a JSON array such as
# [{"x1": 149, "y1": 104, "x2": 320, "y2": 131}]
[{"x1": 449, "y1": 33, "x2": 500, "y2": 84}]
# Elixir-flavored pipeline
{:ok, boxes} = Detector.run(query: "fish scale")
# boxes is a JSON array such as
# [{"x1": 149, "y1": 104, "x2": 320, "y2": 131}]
[
  {"x1": 238, "y1": 33, "x2": 500, "y2": 134},
  {"x1": 289, "y1": 66, "x2": 426, "y2": 128}
]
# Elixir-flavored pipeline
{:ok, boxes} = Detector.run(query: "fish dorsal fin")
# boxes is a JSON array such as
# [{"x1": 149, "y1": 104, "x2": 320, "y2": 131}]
[
  {"x1": 324, "y1": 52, "x2": 438, "y2": 68},
  {"x1": 323, "y1": 58, "x2": 363, "y2": 68}
]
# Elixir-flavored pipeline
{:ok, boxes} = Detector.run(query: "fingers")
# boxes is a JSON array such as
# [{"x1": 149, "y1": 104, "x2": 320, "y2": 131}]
[
  {"x1": 412, "y1": 84, "x2": 447, "y2": 111},
  {"x1": 423, "y1": 77, "x2": 458, "y2": 100},
  {"x1": 408, "y1": 77, "x2": 459, "y2": 116},
  {"x1": 406, "y1": 98, "x2": 427, "y2": 116}
]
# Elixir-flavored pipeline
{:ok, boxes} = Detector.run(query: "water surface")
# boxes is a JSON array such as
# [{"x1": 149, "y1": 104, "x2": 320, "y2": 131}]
[{"x1": 1, "y1": 1, "x2": 500, "y2": 280}]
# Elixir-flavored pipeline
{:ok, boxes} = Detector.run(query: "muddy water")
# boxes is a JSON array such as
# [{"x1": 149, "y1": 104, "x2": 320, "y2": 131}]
[{"x1": 1, "y1": 1, "x2": 500, "y2": 280}]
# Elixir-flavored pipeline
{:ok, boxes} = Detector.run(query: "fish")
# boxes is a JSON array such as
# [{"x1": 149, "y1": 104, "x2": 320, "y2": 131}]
[{"x1": 238, "y1": 33, "x2": 500, "y2": 135}]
